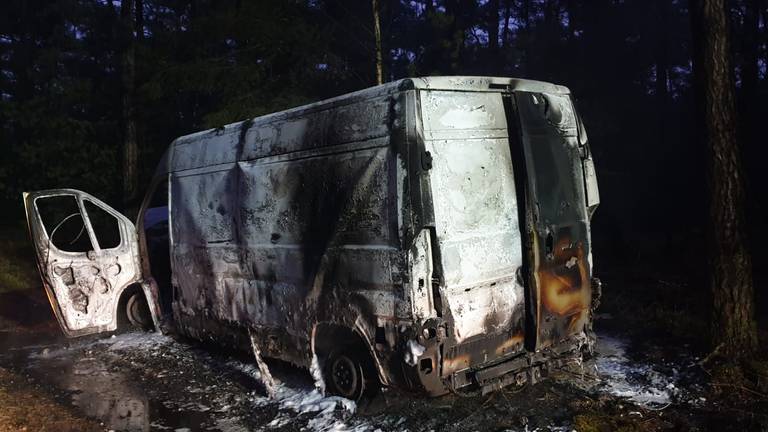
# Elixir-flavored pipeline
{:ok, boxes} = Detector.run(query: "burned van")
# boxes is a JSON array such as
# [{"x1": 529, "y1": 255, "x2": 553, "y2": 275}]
[{"x1": 24, "y1": 76, "x2": 600, "y2": 399}]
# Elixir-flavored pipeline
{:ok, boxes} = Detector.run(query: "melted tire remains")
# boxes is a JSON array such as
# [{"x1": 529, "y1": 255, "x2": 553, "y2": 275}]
[{"x1": 125, "y1": 291, "x2": 153, "y2": 330}]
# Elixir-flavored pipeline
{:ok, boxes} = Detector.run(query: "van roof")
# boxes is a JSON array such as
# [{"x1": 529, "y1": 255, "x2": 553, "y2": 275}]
[
  {"x1": 159, "y1": 76, "x2": 570, "y2": 175},
  {"x1": 171, "y1": 76, "x2": 569, "y2": 146},
  {"x1": 406, "y1": 76, "x2": 570, "y2": 94}
]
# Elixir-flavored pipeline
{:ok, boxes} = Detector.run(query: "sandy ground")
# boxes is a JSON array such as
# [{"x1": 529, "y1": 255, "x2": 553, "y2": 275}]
[{"x1": 0, "y1": 288, "x2": 766, "y2": 432}]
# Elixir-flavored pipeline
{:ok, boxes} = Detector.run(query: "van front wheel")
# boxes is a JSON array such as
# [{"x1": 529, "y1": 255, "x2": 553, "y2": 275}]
[
  {"x1": 325, "y1": 351, "x2": 366, "y2": 401},
  {"x1": 125, "y1": 291, "x2": 152, "y2": 330}
]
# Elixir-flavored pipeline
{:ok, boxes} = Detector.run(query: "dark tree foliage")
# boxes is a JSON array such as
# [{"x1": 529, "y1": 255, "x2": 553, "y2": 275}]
[
  {"x1": 1, "y1": 0, "x2": 123, "y2": 209},
  {"x1": 0, "y1": 1, "x2": 766, "y2": 336}
]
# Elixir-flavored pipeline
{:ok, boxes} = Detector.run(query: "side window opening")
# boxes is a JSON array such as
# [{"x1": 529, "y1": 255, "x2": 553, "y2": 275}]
[
  {"x1": 35, "y1": 195, "x2": 94, "y2": 253},
  {"x1": 143, "y1": 177, "x2": 169, "y2": 246},
  {"x1": 83, "y1": 200, "x2": 122, "y2": 250}
]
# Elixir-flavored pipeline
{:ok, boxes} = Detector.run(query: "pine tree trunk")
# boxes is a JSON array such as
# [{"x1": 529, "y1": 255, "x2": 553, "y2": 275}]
[
  {"x1": 445, "y1": 0, "x2": 466, "y2": 72},
  {"x1": 488, "y1": 0, "x2": 500, "y2": 55},
  {"x1": 120, "y1": 0, "x2": 138, "y2": 211},
  {"x1": 502, "y1": 0, "x2": 511, "y2": 48},
  {"x1": 372, "y1": 0, "x2": 383, "y2": 85},
  {"x1": 690, "y1": 0, "x2": 758, "y2": 358}
]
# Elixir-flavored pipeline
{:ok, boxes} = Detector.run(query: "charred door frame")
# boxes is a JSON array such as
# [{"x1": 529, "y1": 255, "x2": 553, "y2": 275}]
[
  {"x1": 405, "y1": 88, "x2": 444, "y2": 307},
  {"x1": 136, "y1": 172, "x2": 172, "y2": 321},
  {"x1": 500, "y1": 92, "x2": 538, "y2": 352},
  {"x1": 502, "y1": 89, "x2": 595, "y2": 352}
]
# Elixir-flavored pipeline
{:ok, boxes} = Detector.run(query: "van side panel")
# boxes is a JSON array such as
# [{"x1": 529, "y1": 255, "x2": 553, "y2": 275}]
[
  {"x1": 236, "y1": 142, "x2": 401, "y2": 325},
  {"x1": 170, "y1": 166, "x2": 242, "y2": 317},
  {"x1": 168, "y1": 94, "x2": 409, "y2": 368}
]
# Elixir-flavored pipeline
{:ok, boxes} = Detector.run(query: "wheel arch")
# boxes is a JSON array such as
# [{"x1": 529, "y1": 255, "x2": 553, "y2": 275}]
[
  {"x1": 114, "y1": 282, "x2": 158, "y2": 331},
  {"x1": 311, "y1": 322, "x2": 387, "y2": 387}
]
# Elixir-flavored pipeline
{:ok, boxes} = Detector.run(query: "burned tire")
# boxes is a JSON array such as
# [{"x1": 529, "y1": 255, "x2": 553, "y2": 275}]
[
  {"x1": 125, "y1": 291, "x2": 153, "y2": 330},
  {"x1": 324, "y1": 350, "x2": 366, "y2": 401}
]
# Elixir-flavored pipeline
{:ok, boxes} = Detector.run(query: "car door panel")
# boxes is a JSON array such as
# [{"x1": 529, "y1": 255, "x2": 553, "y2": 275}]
[{"x1": 23, "y1": 189, "x2": 142, "y2": 337}]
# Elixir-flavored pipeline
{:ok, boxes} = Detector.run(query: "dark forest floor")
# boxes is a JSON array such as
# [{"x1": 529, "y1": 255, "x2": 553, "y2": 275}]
[
  {"x1": 1, "y1": 227, "x2": 767, "y2": 431},
  {"x1": 0, "y1": 282, "x2": 766, "y2": 431}
]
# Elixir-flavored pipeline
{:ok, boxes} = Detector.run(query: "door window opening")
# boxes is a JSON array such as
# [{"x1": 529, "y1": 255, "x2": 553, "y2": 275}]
[
  {"x1": 83, "y1": 200, "x2": 122, "y2": 250},
  {"x1": 35, "y1": 195, "x2": 93, "y2": 253}
]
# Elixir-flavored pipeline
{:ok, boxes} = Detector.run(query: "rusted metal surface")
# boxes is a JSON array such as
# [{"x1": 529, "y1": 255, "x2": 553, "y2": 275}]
[{"x1": 24, "y1": 76, "x2": 599, "y2": 397}]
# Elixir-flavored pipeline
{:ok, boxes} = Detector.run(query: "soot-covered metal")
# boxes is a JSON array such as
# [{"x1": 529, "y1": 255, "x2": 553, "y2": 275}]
[{"x1": 24, "y1": 76, "x2": 600, "y2": 398}]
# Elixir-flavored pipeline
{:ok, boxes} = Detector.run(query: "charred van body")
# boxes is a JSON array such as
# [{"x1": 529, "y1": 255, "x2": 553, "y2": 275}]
[{"x1": 24, "y1": 76, "x2": 600, "y2": 399}]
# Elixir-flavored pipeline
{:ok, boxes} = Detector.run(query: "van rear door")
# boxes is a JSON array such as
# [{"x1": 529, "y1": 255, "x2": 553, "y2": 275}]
[
  {"x1": 419, "y1": 89, "x2": 528, "y2": 374},
  {"x1": 511, "y1": 91, "x2": 596, "y2": 350},
  {"x1": 23, "y1": 189, "x2": 142, "y2": 337}
]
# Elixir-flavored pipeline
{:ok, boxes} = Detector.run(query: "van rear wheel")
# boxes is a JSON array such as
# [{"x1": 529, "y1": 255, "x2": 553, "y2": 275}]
[{"x1": 325, "y1": 350, "x2": 366, "y2": 401}]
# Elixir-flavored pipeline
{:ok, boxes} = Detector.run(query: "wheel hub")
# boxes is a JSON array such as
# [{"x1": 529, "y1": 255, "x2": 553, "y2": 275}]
[{"x1": 331, "y1": 355, "x2": 359, "y2": 398}]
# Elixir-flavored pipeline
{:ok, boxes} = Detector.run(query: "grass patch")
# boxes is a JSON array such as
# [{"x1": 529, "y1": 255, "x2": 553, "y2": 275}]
[{"x1": 0, "y1": 227, "x2": 39, "y2": 293}]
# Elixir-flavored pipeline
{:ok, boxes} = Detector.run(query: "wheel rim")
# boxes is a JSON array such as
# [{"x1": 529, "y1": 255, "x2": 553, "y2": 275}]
[{"x1": 331, "y1": 355, "x2": 360, "y2": 399}]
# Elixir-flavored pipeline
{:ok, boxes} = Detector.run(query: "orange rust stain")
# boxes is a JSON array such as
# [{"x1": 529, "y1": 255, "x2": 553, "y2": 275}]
[
  {"x1": 538, "y1": 235, "x2": 590, "y2": 319},
  {"x1": 442, "y1": 354, "x2": 471, "y2": 375},
  {"x1": 494, "y1": 332, "x2": 524, "y2": 357}
]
